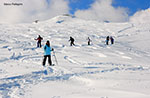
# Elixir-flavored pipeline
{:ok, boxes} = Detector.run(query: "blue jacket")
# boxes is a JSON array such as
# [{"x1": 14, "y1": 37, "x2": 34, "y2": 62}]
[{"x1": 44, "y1": 45, "x2": 52, "y2": 55}]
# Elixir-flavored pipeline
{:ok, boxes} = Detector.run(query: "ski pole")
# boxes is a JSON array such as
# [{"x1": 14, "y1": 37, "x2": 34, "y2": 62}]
[{"x1": 53, "y1": 50, "x2": 58, "y2": 65}]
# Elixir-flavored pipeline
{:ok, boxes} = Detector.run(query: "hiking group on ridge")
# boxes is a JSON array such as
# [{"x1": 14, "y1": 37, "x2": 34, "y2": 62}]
[{"x1": 35, "y1": 35, "x2": 114, "y2": 66}]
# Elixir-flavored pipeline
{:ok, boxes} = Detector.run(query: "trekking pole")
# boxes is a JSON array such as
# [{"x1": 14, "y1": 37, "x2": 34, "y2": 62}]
[{"x1": 53, "y1": 50, "x2": 58, "y2": 65}]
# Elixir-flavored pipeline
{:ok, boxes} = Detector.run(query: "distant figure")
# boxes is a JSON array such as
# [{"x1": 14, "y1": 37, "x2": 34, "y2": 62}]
[
  {"x1": 110, "y1": 36, "x2": 114, "y2": 44},
  {"x1": 43, "y1": 40, "x2": 54, "y2": 66},
  {"x1": 87, "y1": 37, "x2": 92, "y2": 45},
  {"x1": 35, "y1": 20, "x2": 39, "y2": 23},
  {"x1": 35, "y1": 35, "x2": 43, "y2": 48},
  {"x1": 106, "y1": 36, "x2": 109, "y2": 45},
  {"x1": 69, "y1": 36, "x2": 75, "y2": 46}
]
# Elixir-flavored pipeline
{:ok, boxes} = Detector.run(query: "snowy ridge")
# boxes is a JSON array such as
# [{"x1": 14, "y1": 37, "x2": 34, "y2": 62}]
[{"x1": 0, "y1": 15, "x2": 150, "y2": 98}]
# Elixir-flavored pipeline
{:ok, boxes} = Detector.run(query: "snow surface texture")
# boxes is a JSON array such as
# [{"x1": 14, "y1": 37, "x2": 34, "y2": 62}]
[{"x1": 0, "y1": 15, "x2": 150, "y2": 98}]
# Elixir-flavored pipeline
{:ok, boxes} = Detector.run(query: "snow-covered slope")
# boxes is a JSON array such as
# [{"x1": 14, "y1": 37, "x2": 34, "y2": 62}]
[{"x1": 0, "y1": 15, "x2": 150, "y2": 98}]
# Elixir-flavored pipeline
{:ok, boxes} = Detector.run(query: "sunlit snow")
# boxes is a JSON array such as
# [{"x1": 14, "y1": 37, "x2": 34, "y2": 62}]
[{"x1": 0, "y1": 15, "x2": 150, "y2": 98}]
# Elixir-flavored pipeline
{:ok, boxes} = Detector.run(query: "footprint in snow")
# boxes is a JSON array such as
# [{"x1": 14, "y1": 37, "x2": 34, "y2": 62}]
[
  {"x1": 115, "y1": 51, "x2": 125, "y2": 55},
  {"x1": 97, "y1": 53, "x2": 107, "y2": 58},
  {"x1": 122, "y1": 56, "x2": 132, "y2": 59}
]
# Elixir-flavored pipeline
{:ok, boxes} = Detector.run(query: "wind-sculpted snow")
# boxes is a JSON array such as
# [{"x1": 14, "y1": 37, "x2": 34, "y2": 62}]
[
  {"x1": 0, "y1": 15, "x2": 150, "y2": 98},
  {"x1": 0, "y1": 64, "x2": 148, "y2": 97}
]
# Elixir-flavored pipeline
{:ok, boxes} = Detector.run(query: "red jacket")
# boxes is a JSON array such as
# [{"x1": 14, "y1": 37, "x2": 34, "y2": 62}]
[{"x1": 35, "y1": 36, "x2": 43, "y2": 42}]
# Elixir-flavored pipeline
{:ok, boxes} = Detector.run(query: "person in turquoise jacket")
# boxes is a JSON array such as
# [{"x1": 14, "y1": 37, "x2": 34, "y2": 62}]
[{"x1": 43, "y1": 40, "x2": 54, "y2": 66}]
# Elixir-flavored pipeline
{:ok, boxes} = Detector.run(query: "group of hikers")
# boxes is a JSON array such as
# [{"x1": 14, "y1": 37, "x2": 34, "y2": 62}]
[
  {"x1": 69, "y1": 36, "x2": 92, "y2": 46},
  {"x1": 35, "y1": 35, "x2": 53, "y2": 66},
  {"x1": 35, "y1": 35, "x2": 114, "y2": 66},
  {"x1": 68, "y1": 36, "x2": 114, "y2": 46},
  {"x1": 106, "y1": 36, "x2": 114, "y2": 45}
]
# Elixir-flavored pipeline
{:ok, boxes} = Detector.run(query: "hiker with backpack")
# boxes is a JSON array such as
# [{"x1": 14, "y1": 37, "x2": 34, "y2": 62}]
[
  {"x1": 110, "y1": 36, "x2": 114, "y2": 44},
  {"x1": 69, "y1": 36, "x2": 75, "y2": 46},
  {"x1": 43, "y1": 40, "x2": 54, "y2": 66},
  {"x1": 87, "y1": 37, "x2": 92, "y2": 45},
  {"x1": 106, "y1": 36, "x2": 109, "y2": 45},
  {"x1": 35, "y1": 35, "x2": 43, "y2": 48}
]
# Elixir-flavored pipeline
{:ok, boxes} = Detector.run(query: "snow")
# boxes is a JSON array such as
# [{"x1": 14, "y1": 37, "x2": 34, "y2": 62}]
[{"x1": 0, "y1": 15, "x2": 150, "y2": 98}]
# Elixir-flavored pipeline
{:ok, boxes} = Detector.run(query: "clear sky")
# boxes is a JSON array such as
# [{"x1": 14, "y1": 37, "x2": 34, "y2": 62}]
[{"x1": 69, "y1": 0, "x2": 150, "y2": 16}]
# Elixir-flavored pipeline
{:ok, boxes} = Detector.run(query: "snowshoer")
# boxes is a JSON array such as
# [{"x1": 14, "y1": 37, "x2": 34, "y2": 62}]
[
  {"x1": 43, "y1": 40, "x2": 54, "y2": 66},
  {"x1": 106, "y1": 36, "x2": 109, "y2": 45},
  {"x1": 87, "y1": 37, "x2": 92, "y2": 45},
  {"x1": 35, "y1": 35, "x2": 43, "y2": 48},
  {"x1": 110, "y1": 36, "x2": 114, "y2": 44},
  {"x1": 69, "y1": 36, "x2": 75, "y2": 46}
]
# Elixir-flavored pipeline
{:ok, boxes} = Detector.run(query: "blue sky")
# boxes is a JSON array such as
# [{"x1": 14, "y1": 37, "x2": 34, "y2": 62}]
[
  {"x1": 69, "y1": 0, "x2": 95, "y2": 14},
  {"x1": 69, "y1": 0, "x2": 150, "y2": 16},
  {"x1": 112, "y1": 0, "x2": 150, "y2": 15}
]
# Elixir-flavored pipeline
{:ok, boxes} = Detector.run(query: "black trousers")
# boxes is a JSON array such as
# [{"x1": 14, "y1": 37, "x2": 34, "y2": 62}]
[
  {"x1": 70, "y1": 42, "x2": 75, "y2": 46},
  {"x1": 106, "y1": 40, "x2": 109, "y2": 45},
  {"x1": 88, "y1": 41, "x2": 91, "y2": 45},
  {"x1": 43, "y1": 55, "x2": 52, "y2": 66},
  {"x1": 111, "y1": 40, "x2": 114, "y2": 44},
  {"x1": 37, "y1": 41, "x2": 42, "y2": 47}
]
